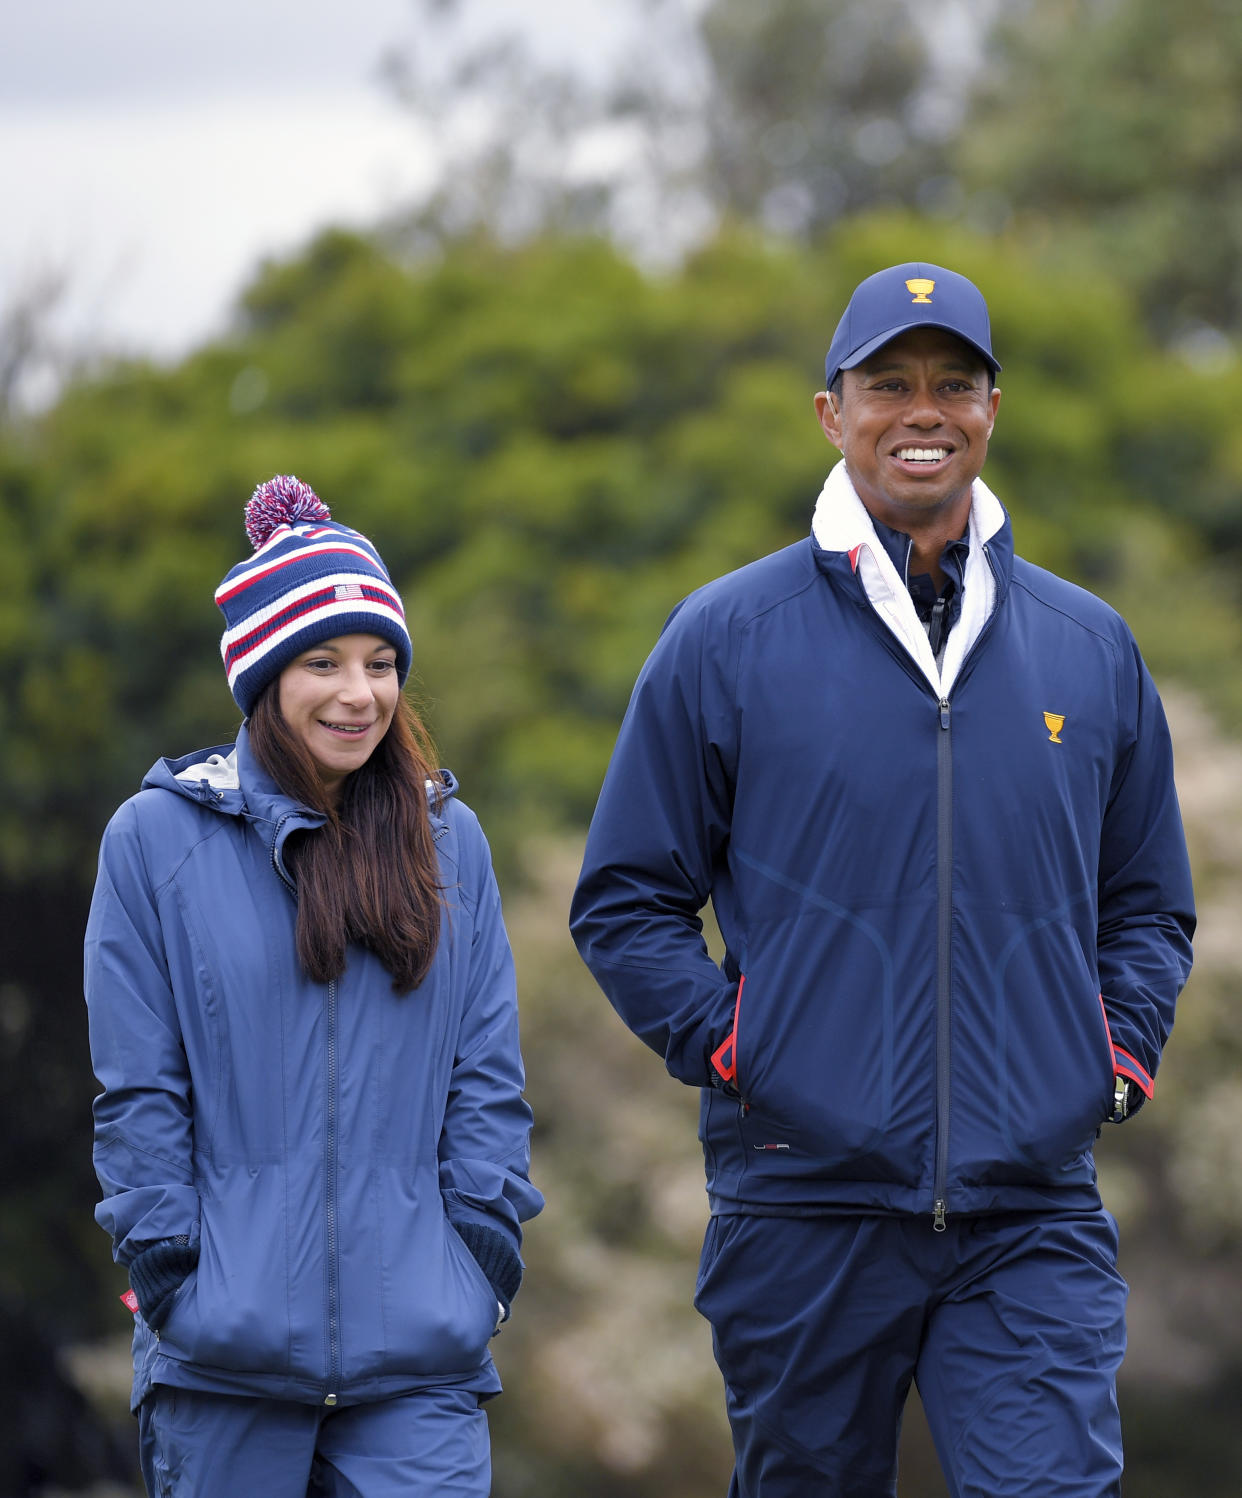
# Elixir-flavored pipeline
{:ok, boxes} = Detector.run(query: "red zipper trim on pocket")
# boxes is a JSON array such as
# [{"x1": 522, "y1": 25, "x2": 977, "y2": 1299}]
[{"x1": 710, "y1": 975, "x2": 746, "y2": 1085}]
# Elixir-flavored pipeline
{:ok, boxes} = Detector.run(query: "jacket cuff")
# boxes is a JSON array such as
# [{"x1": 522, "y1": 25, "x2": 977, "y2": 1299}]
[
  {"x1": 129, "y1": 1236, "x2": 199, "y2": 1331},
  {"x1": 453, "y1": 1220, "x2": 523, "y2": 1320}
]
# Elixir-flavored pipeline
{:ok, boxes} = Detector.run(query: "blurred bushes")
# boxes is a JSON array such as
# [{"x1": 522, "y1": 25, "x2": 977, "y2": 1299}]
[
  {"x1": 5, "y1": 215, "x2": 1242, "y2": 1492},
  {"x1": 6, "y1": 218, "x2": 1242, "y2": 884}
]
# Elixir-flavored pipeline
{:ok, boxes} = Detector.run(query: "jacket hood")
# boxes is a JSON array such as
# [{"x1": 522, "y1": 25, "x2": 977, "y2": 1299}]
[{"x1": 141, "y1": 725, "x2": 459, "y2": 828}]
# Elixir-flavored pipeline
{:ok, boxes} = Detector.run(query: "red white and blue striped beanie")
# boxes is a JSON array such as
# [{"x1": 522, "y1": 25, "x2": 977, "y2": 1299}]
[{"x1": 215, "y1": 475, "x2": 412, "y2": 714}]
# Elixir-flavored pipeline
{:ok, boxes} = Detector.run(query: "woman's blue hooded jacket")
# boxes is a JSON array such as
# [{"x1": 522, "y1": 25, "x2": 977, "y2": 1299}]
[{"x1": 86, "y1": 728, "x2": 542, "y2": 1411}]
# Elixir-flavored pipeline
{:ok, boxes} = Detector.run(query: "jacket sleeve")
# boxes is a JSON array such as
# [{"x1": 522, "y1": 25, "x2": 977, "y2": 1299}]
[
  {"x1": 438, "y1": 810, "x2": 543, "y2": 1292},
  {"x1": 84, "y1": 799, "x2": 200, "y2": 1266},
  {"x1": 570, "y1": 597, "x2": 740, "y2": 1087},
  {"x1": 1096, "y1": 642, "x2": 1196, "y2": 1113}
]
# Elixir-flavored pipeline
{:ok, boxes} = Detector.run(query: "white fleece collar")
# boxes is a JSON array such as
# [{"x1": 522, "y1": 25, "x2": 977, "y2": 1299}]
[
  {"x1": 175, "y1": 749, "x2": 240, "y2": 789},
  {"x1": 810, "y1": 459, "x2": 1005, "y2": 697}
]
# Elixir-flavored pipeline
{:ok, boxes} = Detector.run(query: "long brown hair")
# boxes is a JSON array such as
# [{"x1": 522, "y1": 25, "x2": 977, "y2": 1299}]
[{"x1": 247, "y1": 682, "x2": 444, "y2": 993}]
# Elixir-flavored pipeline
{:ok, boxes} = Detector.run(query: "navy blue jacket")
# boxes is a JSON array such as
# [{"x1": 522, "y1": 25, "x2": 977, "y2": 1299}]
[
  {"x1": 86, "y1": 729, "x2": 542, "y2": 1409},
  {"x1": 571, "y1": 478, "x2": 1195, "y2": 1222}
]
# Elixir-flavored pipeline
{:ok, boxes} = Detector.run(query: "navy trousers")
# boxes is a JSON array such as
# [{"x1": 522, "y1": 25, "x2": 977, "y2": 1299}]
[
  {"x1": 137, "y1": 1383, "x2": 490, "y2": 1498},
  {"x1": 695, "y1": 1210, "x2": 1128, "y2": 1498}
]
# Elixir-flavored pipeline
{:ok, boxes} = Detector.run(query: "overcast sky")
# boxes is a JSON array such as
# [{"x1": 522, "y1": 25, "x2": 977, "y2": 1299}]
[{"x1": 1, "y1": 0, "x2": 640, "y2": 374}]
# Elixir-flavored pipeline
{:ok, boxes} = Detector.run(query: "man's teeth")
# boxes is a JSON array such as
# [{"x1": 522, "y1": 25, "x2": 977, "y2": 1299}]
[{"x1": 897, "y1": 448, "x2": 948, "y2": 463}]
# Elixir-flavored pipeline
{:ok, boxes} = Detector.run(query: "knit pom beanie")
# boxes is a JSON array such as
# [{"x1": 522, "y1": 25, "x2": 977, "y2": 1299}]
[{"x1": 215, "y1": 475, "x2": 412, "y2": 714}]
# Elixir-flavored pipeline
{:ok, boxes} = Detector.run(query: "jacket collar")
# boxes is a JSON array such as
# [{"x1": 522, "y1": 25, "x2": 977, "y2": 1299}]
[
  {"x1": 143, "y1": 725, "x2": 458, "y2": 833},
  {"x1": 810, "y1": 458, "x2": 1010, "y2": 559},
  {"x1": 809, "y1": 460, "x2": 1014, "y2": 696}
]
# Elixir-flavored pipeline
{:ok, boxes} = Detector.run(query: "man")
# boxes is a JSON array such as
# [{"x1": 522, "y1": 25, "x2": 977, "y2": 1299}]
[{"x1": 569, "y1": 263, "x2": 1195, "y2": 1497}]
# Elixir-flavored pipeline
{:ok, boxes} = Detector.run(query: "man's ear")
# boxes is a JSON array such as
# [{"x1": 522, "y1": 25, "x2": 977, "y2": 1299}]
[{"x1": 814, "y1": 390, "x2": 844, "y2": 450}]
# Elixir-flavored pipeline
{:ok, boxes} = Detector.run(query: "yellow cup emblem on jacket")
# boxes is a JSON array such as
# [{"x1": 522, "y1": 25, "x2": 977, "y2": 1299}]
[
  {"x1": 906, "y1": 278, "x2": 935, "y2": 303},
  {"x1": 1044, "y1": 712, "x2": 1066, "y2": 744}
]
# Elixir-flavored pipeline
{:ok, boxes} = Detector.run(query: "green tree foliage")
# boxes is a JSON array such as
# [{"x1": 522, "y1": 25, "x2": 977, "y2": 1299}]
[
  {"x1": 6, "y1": 217, "x2": 1241, "y2": 883},
  {"x1": 382, "y1": 0, "x2": 971, "y2": 254},
  {"x1": 693, "y1": 0, "x2": 949, "y2": 232},
  {"x1": 384, "y1": 0, "x2": 1242, "y2": 352},
  {"x1": 7, "y1": 215, "x2": 1242, "y2": 1491},
  {"x1": 959, "y1": 0, "x2": 1242, "y2": 340}
]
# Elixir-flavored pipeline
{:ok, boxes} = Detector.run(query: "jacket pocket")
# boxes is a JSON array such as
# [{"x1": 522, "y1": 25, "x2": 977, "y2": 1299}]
[
  {"x1": 710, "y1": 976, "x2": 746, "y2": 1090},
  {"x1": 152, "y1": 1267, "x2": 198, "y2": 1341},
  {"x1": 155, "y1": 1166, "x2": 297, "y2": 1375},
  {"x1": 375, "y1": 1166, "x2": 499, "y2": 1376},
  {"x1": 979, "y1": 920, "x2": 1115, "y2": 1178},
  {"x1": 726, "y1": 936, "x2": 912, "y2": 1180}
]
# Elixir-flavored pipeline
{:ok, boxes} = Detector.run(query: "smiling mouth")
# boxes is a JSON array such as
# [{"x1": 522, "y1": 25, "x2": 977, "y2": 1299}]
[
  {"x1": 895, "y1": 447, "x2": 950, "y2": 463},
  {"x1": 319, "y1": 721, "x2": 370, "y2": 735}
]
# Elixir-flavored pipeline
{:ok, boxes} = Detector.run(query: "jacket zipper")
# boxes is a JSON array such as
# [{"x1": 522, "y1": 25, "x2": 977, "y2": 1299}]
[
  {"x1": 268, "y1": 812, "x2": 341, "y2": 1396},
  {"x1": 294, "y1": 803, "x2": 442, "y2": 1402},
  {"x1": 850, "y1": 541, "x2": 1005, "y2": 1232},
  {"x1": 933, "y1": 698, "x2": 952, "y2": 1232},
  {"x1": 929, "y1": 542, "x2": 1003, "y2": 1232},
  {"x1": 843, "y1": 567, "x2": 956, "y2": 1225},
  {"x1": 270, "y1": 813, "x2": 298, "y2": 893},
  {"x1": 323, "y1": 977, "x2": 341, "y2": 1405}
]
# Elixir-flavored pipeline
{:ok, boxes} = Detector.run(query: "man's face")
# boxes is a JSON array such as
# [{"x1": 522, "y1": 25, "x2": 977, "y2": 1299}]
[{"x1": 814, "y1": 327, "x2": 1001, "y2": 531}]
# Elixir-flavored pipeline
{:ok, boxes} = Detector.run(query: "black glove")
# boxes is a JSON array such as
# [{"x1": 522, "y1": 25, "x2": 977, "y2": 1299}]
[
  {"x1": 453, "y1": 1220, "x2": 523, "y2": 1323},
  {"x1": 128, "y1": 1236, "x2": 199, "y2": 1332}
]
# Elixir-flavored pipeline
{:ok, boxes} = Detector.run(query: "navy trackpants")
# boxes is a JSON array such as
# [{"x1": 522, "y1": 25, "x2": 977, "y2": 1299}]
[
  {"x1": 694, "y1": 1210, "x2": 1127, "y2": 1498},
  {"x1": 137, "y1": 1383, "x2": 490, "y2": 1498}
]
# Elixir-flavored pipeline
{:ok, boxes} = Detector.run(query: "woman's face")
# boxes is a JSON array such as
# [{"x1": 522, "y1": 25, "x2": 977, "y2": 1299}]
[{"x1": 277, "y1": 633, "x2": 400, "y2": 803}]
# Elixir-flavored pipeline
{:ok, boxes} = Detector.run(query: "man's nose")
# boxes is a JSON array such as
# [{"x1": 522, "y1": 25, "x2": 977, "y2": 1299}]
[{"x1": 901, "y1": 384, "x2": 943, "y2": 426}]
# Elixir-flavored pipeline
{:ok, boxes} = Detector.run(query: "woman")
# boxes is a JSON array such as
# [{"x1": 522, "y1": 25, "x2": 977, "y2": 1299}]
[{"x1": 85, "y1": 476, "x2": 542, "y2": 1497}]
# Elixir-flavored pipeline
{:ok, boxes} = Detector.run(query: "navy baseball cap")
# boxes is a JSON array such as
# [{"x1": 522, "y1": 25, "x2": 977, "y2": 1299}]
[{"x1": 824, "y1": 262, "x2": 1001, "y2": 388}]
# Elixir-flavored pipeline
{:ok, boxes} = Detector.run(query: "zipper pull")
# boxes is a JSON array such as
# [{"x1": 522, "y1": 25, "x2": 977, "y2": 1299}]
[
  {"x1": 933, "y1": 1199, "x2": 948, "y2": 1232},
  {"x1": 938, "y1": 699, "x2": 951, "y2": 731}
]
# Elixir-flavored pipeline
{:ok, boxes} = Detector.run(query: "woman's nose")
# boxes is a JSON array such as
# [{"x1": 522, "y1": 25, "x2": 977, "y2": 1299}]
[{"x1": 336, "y1": 667, "x2": 374, "y2": 706}]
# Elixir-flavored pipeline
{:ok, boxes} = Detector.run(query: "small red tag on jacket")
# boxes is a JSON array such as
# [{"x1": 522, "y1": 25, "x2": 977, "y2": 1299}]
[{"x1": 120, "y1": 1289, "x2": 139, "y2": 1314}]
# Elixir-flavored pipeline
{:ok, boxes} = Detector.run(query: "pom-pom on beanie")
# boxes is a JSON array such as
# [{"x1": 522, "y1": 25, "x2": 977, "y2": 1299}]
[{"x1": 215, "y1": 475, "x2": 412, "y2": 715}]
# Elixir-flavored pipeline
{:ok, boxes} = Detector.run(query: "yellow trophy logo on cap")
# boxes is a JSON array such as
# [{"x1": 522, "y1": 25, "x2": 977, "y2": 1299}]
[
  {"x1": 1043, "y1": 712, "x2": 1065, "y2": 744},
  {"x1": 906, "y1": 278, "x2": 935, "y2": 304}
]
